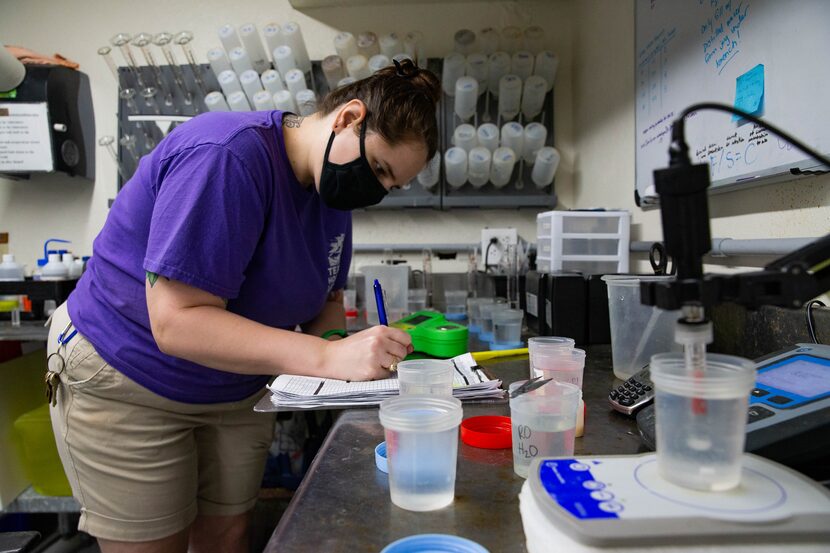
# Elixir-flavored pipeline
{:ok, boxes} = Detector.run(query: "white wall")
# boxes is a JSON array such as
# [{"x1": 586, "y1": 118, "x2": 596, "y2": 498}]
[
  {"x1": 573, "y1": 0, "x2": 830, "y2": 275},
  {"x1": 0, "y1": 0, "x2": 575, "y2": 274}
]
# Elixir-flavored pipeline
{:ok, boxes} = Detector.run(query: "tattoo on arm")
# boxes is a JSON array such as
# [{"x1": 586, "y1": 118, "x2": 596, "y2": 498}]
[
  {"x1": 282, "y1": 114, "x2": 304, "y2": 128},
  {"x1": 146, "y1": 271, "x2": 166, "y2": 288}
]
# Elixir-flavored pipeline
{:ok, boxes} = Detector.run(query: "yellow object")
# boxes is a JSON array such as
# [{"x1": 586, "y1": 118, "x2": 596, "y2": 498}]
[
  {"x1": 471, "y1": 348, "x2": 529, "y2": 362},
  {"x1": 0, "y1": 299, "x2": 20, "y2": 312},
  {"x1": 14, "y1": 403, "x2": 72, "y2": 496}
]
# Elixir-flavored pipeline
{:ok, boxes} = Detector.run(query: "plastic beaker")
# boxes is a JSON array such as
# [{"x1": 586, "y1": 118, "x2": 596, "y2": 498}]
[
  {"x1": 650, "y1": 353, "x2": 756, "y2": 492},
  {"x1": 478, "y1": 302, "x2": 507, "y2": 342},
  {"x1": 510, "y1": 382, "x2": 581, "y2": 478},
  {"x1": 396, "y1": 359, "x2": 454, "y2": 396},
  {"x1": 601, "y1": 275, "x2": 681, "y2": 380},
  {"x1": 467, "y1": 297, "x2": 494, "y2": 333},
  {"x1": 379, "y1": 396, "x2": 463, "y2": 511},
  {"x1": 528, "y1": 336, "x2": 575, "y2": 379},
  {"x1": 533, "y1": 347, "x2": 586, "y2": 388},
  {"x1": 407, "y1": 288, "x2": 428, "y2": 314},
  {"x1": 491, "y1": 308, "x2": 524, "y2": 349},
  {"x1": 443, "y1": 290, "x2": 468, "y2": 321}
]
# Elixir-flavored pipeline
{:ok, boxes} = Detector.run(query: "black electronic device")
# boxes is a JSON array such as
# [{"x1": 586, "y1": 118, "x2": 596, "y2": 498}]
[
  {"x1": 524, "y1": 270, "x2": 547, "y2": 335},
  {"x1": 545, "y1": 272, "x2": 587, "y2": 345},
  {"x1": 633, "y1": 343, "x2": 830, "y2": 466},
  {"x1": 0, "y1": 65, "x2": 95, "y2": 180},
  {"x1": 586, "y1": 274, "x2": 611, "y2": 344},
  {"x1": 608, "y1": 366, "x2": 653, "y2": 415}
]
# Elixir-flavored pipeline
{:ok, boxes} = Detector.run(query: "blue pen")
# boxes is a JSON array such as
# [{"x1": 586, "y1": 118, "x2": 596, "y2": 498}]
[{"x1": 373, "y1": 279, "x2": 389, "y2": 325}]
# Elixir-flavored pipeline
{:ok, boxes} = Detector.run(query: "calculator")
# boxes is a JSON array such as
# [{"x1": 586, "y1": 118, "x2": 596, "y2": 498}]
[{"x1": 608, "y1": 366, "x2": 654, "y2": 415}]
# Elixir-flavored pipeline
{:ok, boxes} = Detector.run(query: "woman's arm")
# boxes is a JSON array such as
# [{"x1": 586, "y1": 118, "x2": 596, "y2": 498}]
[{"x1": 146, "y1": 275, "x2": 410, "y2": 381}]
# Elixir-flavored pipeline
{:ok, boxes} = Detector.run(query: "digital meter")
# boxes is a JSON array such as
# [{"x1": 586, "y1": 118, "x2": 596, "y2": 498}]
[{"x1": 391, "y1": 310, "x2": 468, "y2": 359}]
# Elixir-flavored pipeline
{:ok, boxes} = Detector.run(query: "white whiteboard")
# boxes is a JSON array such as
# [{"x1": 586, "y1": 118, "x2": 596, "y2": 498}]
[{"x1": 635, "y1": 0, "x2": 830, "y2": 203}]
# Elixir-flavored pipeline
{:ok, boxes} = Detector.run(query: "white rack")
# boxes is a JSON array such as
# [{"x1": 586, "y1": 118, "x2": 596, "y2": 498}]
[{"x1": 535, "y1": 210, "x2": 630, "y2": 274}]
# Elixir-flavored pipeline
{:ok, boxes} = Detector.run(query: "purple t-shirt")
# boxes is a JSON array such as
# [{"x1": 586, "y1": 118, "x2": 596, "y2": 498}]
[{"x1": 68, "y1": 111, "x2": 352, "y2": 403}]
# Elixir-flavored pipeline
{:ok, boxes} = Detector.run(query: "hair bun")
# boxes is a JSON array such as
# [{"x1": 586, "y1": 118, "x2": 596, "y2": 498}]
[{"x1": 392, "y1": 58, "x2": 441, "y2": 104}]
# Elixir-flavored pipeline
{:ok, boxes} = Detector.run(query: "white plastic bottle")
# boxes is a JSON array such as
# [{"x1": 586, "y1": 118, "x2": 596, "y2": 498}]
[
  {"x1": 0, "y1": 254, "x2": 25, "y2": 281},
  {"x1": 42, "y1": 253, "x2": 69, "y2": 280}
]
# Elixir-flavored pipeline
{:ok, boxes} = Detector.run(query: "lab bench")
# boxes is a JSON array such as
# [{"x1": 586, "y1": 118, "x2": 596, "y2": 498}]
[{"x1": 263, "y1": 344, "x2": 643, "y2": 553}]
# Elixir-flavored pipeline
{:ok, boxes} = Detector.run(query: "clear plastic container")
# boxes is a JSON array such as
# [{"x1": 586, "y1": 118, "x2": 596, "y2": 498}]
[
  {"x1": 360, "y1": 265, "x2": 409, "y2": 325},
  {"x1": 396, "y1": 359, "x2": 454, "y2": 396},
  {"x1": 528, "y1": 336, "x2": 575, "y2": 378},
  {"x1": 407, "y1": 288, "x2": 428, "y2": 314},
  {"x1": 443, "y1": 290, "x2": 468, "y2": 320},
  {"x1": 510, "y1": 382, "x2": 581, "y2": 478},
  {"x1": 491, "y1": 308, "x2": 524, "y2": 348},
  {"x1": 467, "y1": 297, "x2": 494, "y2": 333},
  {"x1": 601, "y1": 275, "x2": 681, "y2": 379},
  {"x1": 562, "y1": 238, "x2": 620, "y2": 256},
  {"x1": 478, "y1": 302, "x2": 508, "y2": 342},
  {"x1": 532, "y1": 347, "x2": 586, "y2": 388},
  {"x1": 650, "y1": 353, "x2": 756, "y2": 491},
  {"x1": 379, "y1": 396, "x2": 463, "y2": 511}
]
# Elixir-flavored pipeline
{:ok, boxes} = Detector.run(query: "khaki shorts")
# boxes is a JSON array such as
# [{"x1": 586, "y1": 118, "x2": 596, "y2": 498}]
[{"x1": 47, "y1": 302, "x2": 276, "y2": 542}]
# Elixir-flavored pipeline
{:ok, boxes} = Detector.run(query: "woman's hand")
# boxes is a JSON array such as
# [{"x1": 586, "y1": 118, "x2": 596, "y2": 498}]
[{"x1": 320, "y1": 325, "x2": 413, "y2": 381}]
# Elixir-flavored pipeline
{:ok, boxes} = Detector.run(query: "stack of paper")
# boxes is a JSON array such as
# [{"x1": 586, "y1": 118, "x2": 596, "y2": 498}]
[{"x1": 259, "y1": 353, "x2": 504, "y2": 411}]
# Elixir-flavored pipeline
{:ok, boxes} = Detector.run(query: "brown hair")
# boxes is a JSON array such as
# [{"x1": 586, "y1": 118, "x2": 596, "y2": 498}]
[{"x1": 319, "y1": 60, "x2": 442, "y2": 161}]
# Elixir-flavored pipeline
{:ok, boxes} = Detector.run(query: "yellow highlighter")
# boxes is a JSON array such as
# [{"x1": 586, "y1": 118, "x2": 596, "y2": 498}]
[{"x1": 471, "y1": 348, "x2": 529, "y2": 362}]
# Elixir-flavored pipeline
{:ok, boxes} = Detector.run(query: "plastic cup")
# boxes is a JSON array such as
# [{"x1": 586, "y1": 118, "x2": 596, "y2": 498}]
[
  {"x1": 533, "y1": 347, "x2": 586, "y2": 388},
  {"x1": 379, "y1": 396, "x2": 463, "y2": 511},
  {"x1": 601, "y1": 275, "x2": 682, "y2": 379},
  {"x1": 467, "y1": 297, "x2": 494, "y2": 333},
  {"x1": 510, "y1": 382, "x2": 581, "y2": 478},
  {"x1": 478, "y1": 302, "x2": 508, "y2": 342},
  {"x1": 443, "y1": 290, "x2": 468, "y2": 320},
  {"x1": 528, "y1": 336, "x2": 575, "y2": 379},
  {"x1": 396, "y1": 359, "x2": 454, "y2": 396},
  {"x1": 407, "y1": 288, "x2": 428, "y2": 314},
  {"x1": 650, "y1": 353, "x2": 756, "y2": 491},
  {"x1": 491, "y1": 308, "x2": 524, "y2": 349}
]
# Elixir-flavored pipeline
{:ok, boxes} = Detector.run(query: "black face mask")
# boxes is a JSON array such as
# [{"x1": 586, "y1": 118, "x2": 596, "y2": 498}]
[{"x1": 319, "y1": 121, "x2": 388, "y2": 211}]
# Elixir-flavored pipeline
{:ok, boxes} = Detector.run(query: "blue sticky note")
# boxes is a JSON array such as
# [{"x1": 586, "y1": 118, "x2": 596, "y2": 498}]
[{"x1": 733, "y1": 64, "x2": 765, "y2": 121}]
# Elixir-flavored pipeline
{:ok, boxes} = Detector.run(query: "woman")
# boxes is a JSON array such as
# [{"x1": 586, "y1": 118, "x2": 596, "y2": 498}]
[{"x1": 46, "y1": 60, "x2": 441, "y2": 553}]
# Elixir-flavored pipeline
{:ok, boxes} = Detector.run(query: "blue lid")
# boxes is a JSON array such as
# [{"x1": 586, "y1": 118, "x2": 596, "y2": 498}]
[
  {"x1": 468, "y1": 323, "x2": 481, "y2": 333},
  {"x1": 375, "y1": 441, "x2": 388, "y2": 473},
  {"x1": 479, "y1": 331, "x2": 494, "y2": 342},
  {"x1": 488, "y1": 340, "x2": 525, "y2": 351},
  {"x1": 444, "y1": 312, "x2": 467, "y2": 321},
  {"x1": 381, "y1": 534, "x2": 489, "y2": 553}
]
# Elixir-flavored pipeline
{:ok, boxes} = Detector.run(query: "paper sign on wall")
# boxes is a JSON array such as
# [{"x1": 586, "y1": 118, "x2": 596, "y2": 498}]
[
  {"x1": 0, "y1": 102, "x2": 54, "y2": 172},
  {"x1": 733, "y1": 64, "x2": 765, "y2": 121}
]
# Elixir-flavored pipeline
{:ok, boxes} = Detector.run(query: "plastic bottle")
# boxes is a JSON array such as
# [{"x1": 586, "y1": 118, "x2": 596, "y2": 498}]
[
  {"x1": 42, "y1": 253, "x2": 69, "y2": 280},
  {"x1": 0, "y1": 254, "x2": 25, "y2": 281}
]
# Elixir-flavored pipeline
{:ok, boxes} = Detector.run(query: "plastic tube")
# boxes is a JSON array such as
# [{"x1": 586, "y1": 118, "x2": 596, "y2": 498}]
[
  {"x1": 239, "y1": 23, "x2": 270, "y2": 73},
  {"x1": 454, "y1": 29, "x2": 477, "y2": 55},
  {"x1": 334, "y1": 32, "x2": 358, "y2": 61},
  {"x1": 453, "y1": 124, "x2": 478, "y2": 152},
  {"x1": 441, "y1": 53, "x2": 466, "y2": 97},
  {"x1": 379, "y1": 33, "x2": 403, "y2": 58},
  {"x1": 282, "y1": 22, "x2": 311, "y2": 73},
  {"x1": 218, "y1": 24, "x2": 242, "y2": 53},
  {"x1": 240, "y1": 69, "x2": 264, "y2": 105},
  {"x1": 479, "y1": 27, "x2": 500, "y2": 56},
  {"x1": 534, "y1": 51, "x2": 559, "y2": 91},
  {"x1": 468, "y1": 147, "x2": 492, "y2": 188},
  {"x1": 531, "y1": 146, "x2": 560, "y2": 188},
  {"x1": 368, "y1": 54, "x2": 391, "y2": 74},
  {"x1": 260, "y1": 69, "x2": 285, "y2": 94},
  {"x1": 262, "y1": 23, "x2": 285, "y2": 55},
  {"x1": 477, "y1": 123, "x2": 500, "y2": 151},
  {"x1": 285, "y1": 68, "x2": 307, "y2": 96},
  {"x1": 205, "y1": 91, "x2": 230, "y2": 112},
  {"x1": 229, "y1": 47, "x2": 254, "y2": 75},
  {"x1": 337, "y1": 76, "x2": 356, "y2": 88},
  {"x1": 322, "y1": 55, "x2": 345, "y2": 90},
  {"x1": 273, "y1": 89, "x2": 297, "y2": 112},
  {"x1": 218, "y1": 70, "x2": 242, "y2": 97},
  {"x1": 444, "y1": 147, "x2": 468, "y2": 188},
  {"x1": 522, "y1": 122, "x2": 547, "y2": 163},
  {"x1": 295, "y1": 89, "x2": 318, "y2": 116},
  {"x1": 357, "y1": 31, "x2": 380, "y2": 58},
  {"x1": 498, "y1": 74, "x2": 522, "y2": 121},
  {"x1": 454, "y1": 76, "x2": 479, "y2": 121},
  {"x1": 346, "y1": 55, "x2": 370, "y2": 80},
  {"x1": 490, "y1": 147, "x2": 517, "y2": 188},
  {"x1": 501, "y1": 121, "x2": 524, "y2": 154},
  {"x1": 273, "y1": 45, "x2": 296, "y2": 76},
  {"x1": 403, "y1": 31, "x2": 426, "y2": 68},
  {"x1": 227, "y1": 90, "x2": 251, "y2": 112},
  {"x1": 511, "y1": 51, "x2": 535, "y2": 80},
  {"x1": 466, "y1": 53, "x2": 489, "y2": 94},
  {"x1": 487, "y1": 52, "x2": 511, "y2": 97},
  {"x1": 417, "y1": 152, "x2": 441, "y2": 189},
  {"x1": 521, "y1": 75, "x2": 547, "y2": 120},
  {"x1": 501, "y1": 26, "x2": 523, "y2": 53},
  {"x1": 207, "y1": 48, "x2": 232, "y2": 79},
  {"x1": 523, "y1": 26, "x2": 546, "y2": 54}
]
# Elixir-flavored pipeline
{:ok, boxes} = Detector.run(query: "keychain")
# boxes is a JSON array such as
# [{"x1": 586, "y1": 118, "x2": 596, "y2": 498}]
[{"x1": 45, "y1": 320, "x2": 76, "y2": 407}]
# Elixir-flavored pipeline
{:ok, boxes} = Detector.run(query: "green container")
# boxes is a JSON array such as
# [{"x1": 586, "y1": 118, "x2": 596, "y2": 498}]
[{"x1": 14, "y1": 403, "x2": 72, "y2": 496}]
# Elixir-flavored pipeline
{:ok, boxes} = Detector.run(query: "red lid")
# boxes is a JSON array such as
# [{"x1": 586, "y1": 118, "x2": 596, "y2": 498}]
[{"x1": 460, "y1": 415, "x2": 512, "y2": 449}]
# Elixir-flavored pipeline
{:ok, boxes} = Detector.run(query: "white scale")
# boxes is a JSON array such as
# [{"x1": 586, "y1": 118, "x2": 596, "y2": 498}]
[{"x1": 519, "y1": 453, "x2": 830, "y2": 550}]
